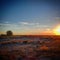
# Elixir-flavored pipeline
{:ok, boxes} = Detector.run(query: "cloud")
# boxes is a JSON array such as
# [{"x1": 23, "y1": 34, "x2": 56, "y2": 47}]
[
  {"x1": 0, "y1": 23, "x2": 19, "y2": 28},
  {"x1": 19, "y1": 22, "x2": 34, "y2": 25},
  {"x1": 0, "y1": 22, "x2": 50, "y2": 28},
  {"x1": 4, "y1": 21, "x2": 9, "y2": 24},
  {"x1": 18, "y1": 21, "x2": 51, "y2": 29},
  {"x1": 20, "y1": 22, "x2": 29, "y2": 25},
  {"x1": 0, "y1": 22, "x2": 51, "y2": 33},
  {"x1": 19, "y1": 22, "x2": 40, "y2": 25}
]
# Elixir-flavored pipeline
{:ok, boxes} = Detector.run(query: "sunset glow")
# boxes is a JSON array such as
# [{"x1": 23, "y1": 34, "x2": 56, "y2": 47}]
[{"x1": 53, "y1": 25, "x2": 60, "y2": 35}]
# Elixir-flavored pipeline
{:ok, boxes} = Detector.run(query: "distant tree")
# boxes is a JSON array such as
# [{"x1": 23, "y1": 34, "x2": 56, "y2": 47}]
[{"x1": 6, "y1": 30, "x2": 13, "y2": 36}]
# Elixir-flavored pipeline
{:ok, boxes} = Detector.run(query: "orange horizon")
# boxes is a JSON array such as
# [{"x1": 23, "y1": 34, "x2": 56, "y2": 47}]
[
  {"x1": 0, "y1": 29, "x2": 60, "y2": 35},
  {"x1": 0, "y1": 32, "x2": 56, "y2": 35}
]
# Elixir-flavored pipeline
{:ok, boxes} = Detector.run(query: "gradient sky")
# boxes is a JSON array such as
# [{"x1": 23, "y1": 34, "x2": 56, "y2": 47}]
[{"x1": 0, "y1": 0, "x2": 60, "y2": 35}]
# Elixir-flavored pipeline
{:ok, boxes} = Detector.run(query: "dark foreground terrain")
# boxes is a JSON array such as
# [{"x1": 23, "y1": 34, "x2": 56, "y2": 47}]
[{"x1": 0, "y1": 35, "x2": 60, "y2": 60}]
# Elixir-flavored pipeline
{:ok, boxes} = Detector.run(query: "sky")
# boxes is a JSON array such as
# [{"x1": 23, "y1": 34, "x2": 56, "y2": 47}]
[{"x1": 0, "y1": 0, "x2": 60, "y2": 35}]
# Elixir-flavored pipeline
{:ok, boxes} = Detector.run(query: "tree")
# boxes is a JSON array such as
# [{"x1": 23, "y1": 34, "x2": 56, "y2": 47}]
[{"x1": 6, "y1": 30, "x2": 13, "y2": 36}]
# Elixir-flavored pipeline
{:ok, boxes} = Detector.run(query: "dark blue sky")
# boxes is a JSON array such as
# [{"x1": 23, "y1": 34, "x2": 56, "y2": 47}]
[{"x1": 0, "y1": 0, "x2": 60, "y2": 35}]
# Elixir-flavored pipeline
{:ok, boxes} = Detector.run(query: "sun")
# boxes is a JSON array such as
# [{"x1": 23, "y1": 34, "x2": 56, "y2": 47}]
[{"x1": 53, "y1": 25, "x2": 60, "y2": 35}]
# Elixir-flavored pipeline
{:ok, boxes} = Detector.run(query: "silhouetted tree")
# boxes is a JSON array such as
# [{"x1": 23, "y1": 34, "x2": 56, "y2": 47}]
[{"x1": 6, "y1": 30, "x2": 13, "y2": 36}]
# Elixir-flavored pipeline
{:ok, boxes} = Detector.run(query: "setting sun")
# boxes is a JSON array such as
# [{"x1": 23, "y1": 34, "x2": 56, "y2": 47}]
[{"x1": 53, "y1": 26, "x2": 60, "y2": 35}]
